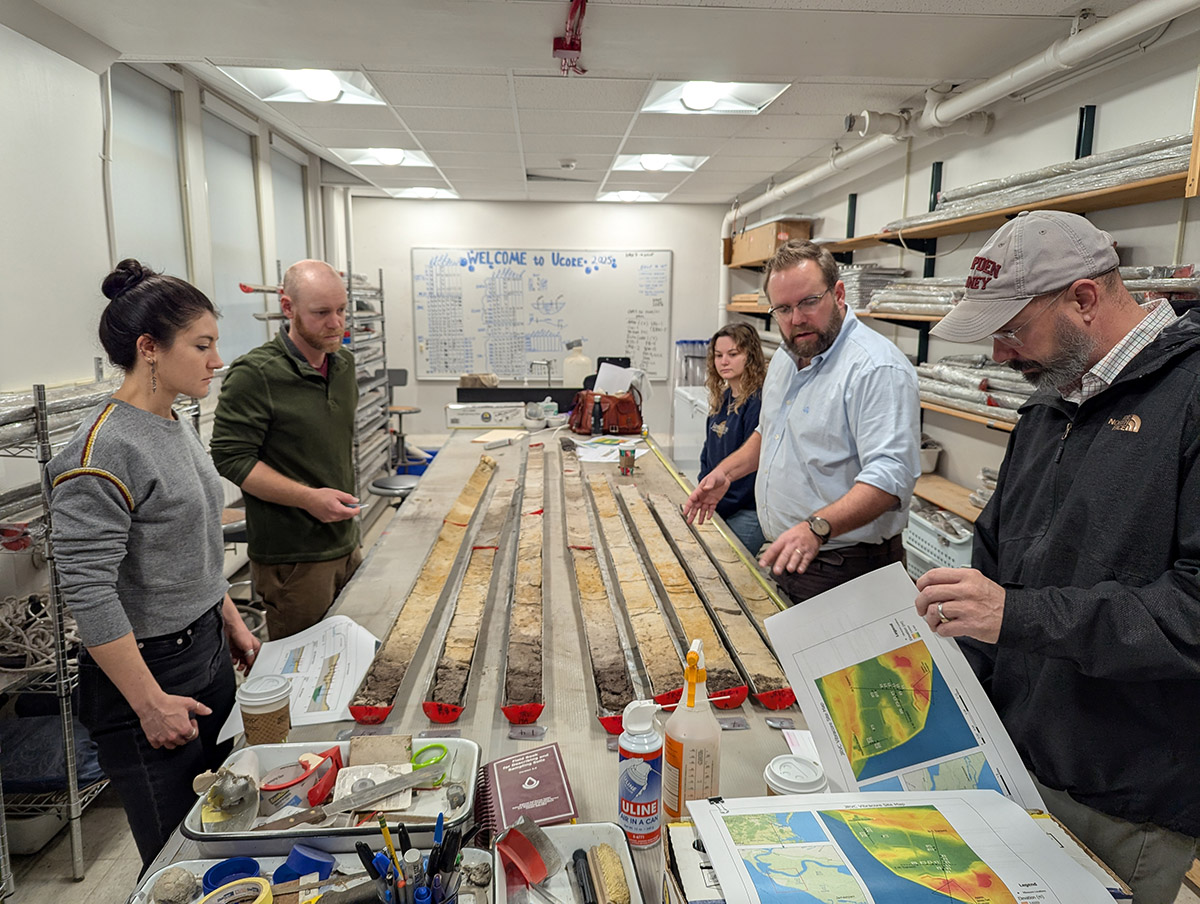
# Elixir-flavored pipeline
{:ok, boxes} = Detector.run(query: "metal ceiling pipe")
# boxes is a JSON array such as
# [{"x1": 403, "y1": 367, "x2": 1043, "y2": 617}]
[
  {"x1": 920, "y1": 0, "x2": 1200, "y2": 129},
  {"x1": 718, "y1": 133, "x2": 908, "y2": 323},
  {"x1": 716, "y1": 0, "x2": 1200, "y2": 326}
]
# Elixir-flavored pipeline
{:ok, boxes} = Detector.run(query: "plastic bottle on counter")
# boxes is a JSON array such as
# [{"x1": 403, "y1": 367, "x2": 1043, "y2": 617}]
[
  {"x1": 563, "y1": 338, "x2": 593, "y2": 388},
  {"x1": 618, "y1": 699, "x2": 663, "y2": 847},
  {"x1": 662, "y1": 639, "x2": 721, "y2": 819}
]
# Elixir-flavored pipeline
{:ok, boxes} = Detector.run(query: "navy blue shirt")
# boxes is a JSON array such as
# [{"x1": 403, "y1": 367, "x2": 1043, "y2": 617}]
[{"x1": 698, "y1": 388, "x2": 761, "y2": 519}]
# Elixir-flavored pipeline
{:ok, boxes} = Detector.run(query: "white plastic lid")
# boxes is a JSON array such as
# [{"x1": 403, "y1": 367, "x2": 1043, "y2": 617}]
[
  {"x1": 622, "y1": 699, "x2": 659, "y2": 733},
  {"x1": 236, "y1": 674, "x2": 291, "y2": 707},
  {"x1": 764, "y1": 755, "x2": 827, "y2": 794}
]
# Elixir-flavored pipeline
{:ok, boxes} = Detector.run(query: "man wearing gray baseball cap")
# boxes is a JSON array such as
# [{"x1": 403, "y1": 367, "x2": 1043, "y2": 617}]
[{"x1": 916, "y1": 210, "x2": 1200, "y2": 904}]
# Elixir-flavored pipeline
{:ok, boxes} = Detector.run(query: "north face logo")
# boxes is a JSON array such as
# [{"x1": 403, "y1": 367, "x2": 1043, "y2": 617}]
[{"x1": 1108, "y1": 414, "x2": 1141, "y2": 433}]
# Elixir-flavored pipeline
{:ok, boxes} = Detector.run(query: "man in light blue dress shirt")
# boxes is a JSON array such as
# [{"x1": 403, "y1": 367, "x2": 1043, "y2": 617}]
[{"x1": 684, "y1": 240, "x2": 920, "y2": 604}]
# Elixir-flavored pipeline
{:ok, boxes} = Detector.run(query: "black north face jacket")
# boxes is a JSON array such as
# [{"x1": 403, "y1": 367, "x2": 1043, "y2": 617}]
[{"x1": 961, "y1": 310, "x2": 1200, "y2": 836}]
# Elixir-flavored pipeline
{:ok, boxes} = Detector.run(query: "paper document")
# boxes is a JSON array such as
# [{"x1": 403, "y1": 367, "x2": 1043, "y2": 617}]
[
  {"x1": 218, "y1": 615, "x2": 380, "y2": 743},
  {"x1": 764, "y1": 563, "x2": 1043, "y2": 809},
  {"x1": 593, "y1": 362, "x2": 634, "y2": 394},
  {"x1": 688, "y1": 791, "x2": 1113, "y2": 904}
]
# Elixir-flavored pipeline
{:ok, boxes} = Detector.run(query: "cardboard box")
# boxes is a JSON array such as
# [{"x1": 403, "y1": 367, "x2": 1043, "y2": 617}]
[
  {"x1": 444, "y1": 402, "x2": 526, "y2": 429},
  {"x1": 729, "y1": 219, "x2": 813, "y2": 268}
]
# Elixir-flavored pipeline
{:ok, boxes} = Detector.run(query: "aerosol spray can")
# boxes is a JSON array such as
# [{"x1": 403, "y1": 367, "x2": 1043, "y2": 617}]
[{"x1": 617, "y1": 699, "x2": 663, "y2": 847}]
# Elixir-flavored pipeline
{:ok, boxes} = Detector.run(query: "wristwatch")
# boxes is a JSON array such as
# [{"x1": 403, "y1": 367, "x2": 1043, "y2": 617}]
[{"x1": 805, "y1": 515, "x2": 832, "y2": 546}]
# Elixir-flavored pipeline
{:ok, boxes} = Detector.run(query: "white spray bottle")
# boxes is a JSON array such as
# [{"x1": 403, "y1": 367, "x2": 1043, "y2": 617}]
[{"x1": 662, "y1": 639, "x2": 721, "y2": 819}]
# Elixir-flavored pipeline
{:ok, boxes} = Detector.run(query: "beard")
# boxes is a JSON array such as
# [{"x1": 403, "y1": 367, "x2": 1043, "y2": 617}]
[
  {"x1": 1007, "y1": 317, "x2": 1098, "y2": 392},
  {"x1": 292, "y1": 316, "x2": 343, "y2": 354},
  {"x1": 785, "y1": 303, "x2": 845, "y2": 361}
]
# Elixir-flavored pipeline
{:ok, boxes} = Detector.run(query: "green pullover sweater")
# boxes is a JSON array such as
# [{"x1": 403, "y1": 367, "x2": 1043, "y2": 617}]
[{"x1": 211, "y1": 328, "x2": 359, "y2": 564}]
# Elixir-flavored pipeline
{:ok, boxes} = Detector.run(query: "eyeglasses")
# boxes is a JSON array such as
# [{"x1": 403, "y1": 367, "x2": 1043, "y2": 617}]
[
  {"x1": 768, "y1": 287, "x2": 831, "y2": 322},
  {"x1": 988, "y1": 288, "x2": 1067, "y2": 348}
]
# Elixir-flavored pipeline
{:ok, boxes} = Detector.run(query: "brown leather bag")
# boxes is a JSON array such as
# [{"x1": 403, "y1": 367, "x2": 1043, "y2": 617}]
[{"x1": 569, "y1": 388, "x2": 643, "y2": 435}]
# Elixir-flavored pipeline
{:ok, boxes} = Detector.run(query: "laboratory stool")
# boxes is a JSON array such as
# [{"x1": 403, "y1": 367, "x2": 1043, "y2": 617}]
[
  {"x1": 368, "y1": 474, "x2": 420, "y2": 508},
  {"x1": 388, "y1": 404, "x2": 421, "y2": 471}
]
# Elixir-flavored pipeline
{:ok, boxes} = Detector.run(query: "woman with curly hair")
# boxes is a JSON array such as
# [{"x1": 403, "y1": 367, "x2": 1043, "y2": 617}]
[{"x1": 698, "y1": 322, "x2": 767, "y2": 552}]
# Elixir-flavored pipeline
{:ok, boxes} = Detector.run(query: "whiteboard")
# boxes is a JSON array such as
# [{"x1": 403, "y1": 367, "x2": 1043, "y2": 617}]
[{"x1": 412, "y1": 248, "x2": 672, "y2": 381}]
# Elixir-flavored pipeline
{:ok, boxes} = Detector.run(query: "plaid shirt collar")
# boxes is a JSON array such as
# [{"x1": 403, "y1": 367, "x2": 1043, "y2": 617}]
[{"x1": 1061, "y1": 299, "x2": 1177, "y2": 404}]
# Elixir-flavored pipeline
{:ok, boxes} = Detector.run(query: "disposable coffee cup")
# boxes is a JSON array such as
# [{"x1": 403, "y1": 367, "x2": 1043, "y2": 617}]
[
  {"x1": 236, "y1": 674, "x2": 292, "y2": 746},
  {"x1": 764, "y1": 754, "x2": 827, "y2": 796}
]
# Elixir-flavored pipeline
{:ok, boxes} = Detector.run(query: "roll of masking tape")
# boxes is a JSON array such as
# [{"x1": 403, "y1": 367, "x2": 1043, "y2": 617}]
[{"x1": 198, "y1": 876, "x2": 272, "y2": 904}]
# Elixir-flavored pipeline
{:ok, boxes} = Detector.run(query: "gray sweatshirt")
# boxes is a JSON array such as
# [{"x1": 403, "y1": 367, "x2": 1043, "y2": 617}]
[{"x1": 47, "y1": 399, "x2": 229, "y2": 646}]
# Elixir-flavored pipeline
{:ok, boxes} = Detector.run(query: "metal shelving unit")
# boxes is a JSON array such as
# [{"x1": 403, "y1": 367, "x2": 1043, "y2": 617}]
[
  {"x1": 0, "y1": 383, "x2": 112, "y2": 888},
  {"x1": 346, "y1": 267, "x2": 391, "y2": 535}
]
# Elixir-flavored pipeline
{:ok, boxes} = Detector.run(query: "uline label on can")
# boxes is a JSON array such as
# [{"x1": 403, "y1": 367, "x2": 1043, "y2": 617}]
[{"x1": 618, "y1": 746, "x2": 662, "y2": 846}]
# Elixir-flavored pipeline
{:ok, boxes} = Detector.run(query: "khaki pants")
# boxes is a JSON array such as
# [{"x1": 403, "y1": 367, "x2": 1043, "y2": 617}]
[
  {"x1": 252, "y1": 547, "x2": 363, "y2": 640},
  {"x1": 1031, "y1": 773, "x2": 1198, "y2": 904}
]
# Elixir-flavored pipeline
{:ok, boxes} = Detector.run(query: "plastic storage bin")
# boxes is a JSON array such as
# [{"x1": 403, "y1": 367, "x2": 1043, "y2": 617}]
[
  {"x1": 180, "y1": 737, "x2": 480, "y2": 856},
  {"x1": 399, "y1": 447, "x2": 438, "y2": 476},
  {"x1": 901, "y1": 508, "x2": 973, "y2": 571}
]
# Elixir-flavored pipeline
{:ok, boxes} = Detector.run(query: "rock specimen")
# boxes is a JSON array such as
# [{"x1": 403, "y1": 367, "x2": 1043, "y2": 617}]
[
  {"x1": 560, "y1": 441, "x2": 635, "y2": 714},
  {"x1": 504, "y1": 445, "x2": 544, "y2": 708},
  {"x1": 352, "y1": 455, "x2": 497, "y2": 709},
  {"x1": 429, "y1": 469, "x2": 520, "y2": 710},
  {"x1": 616, "y1": 485, "x2": 741, "y2": 697},
  {"x1": 648, "y1": 494, "x2": 788, "y2": 694},
  {"x1": 587, "y1": 474, "x2": 683, "y2": 697}
]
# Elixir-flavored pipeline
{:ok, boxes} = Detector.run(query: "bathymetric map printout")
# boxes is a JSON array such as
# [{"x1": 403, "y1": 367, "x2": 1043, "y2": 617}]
[
  {"x1": 765, "y1": 563, "x2": 1040, "y2": 808},
  {"x1": 688, "y1": 792, "x2": 1113, "y2": 904}
]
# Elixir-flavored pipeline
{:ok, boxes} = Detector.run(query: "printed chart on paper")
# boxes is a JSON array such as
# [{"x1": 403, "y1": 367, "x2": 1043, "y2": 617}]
[
  {"x1": 764, "y1": 563, "x2": 1042, "y2": 808},
  {"x1": 689, "y1": 792, "x2": 1114, "y2": 904}
]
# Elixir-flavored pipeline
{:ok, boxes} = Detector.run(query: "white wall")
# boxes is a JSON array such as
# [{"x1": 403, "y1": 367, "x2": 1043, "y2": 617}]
[
  {"x1": 734, "y1": 35, "x2": 1200, "y2": 489},
  {"x1": 351, "y1": 199, "x2": 727, "y2": 437},
  {"x1": 0, "y1": 25, "x2": 112, "y2": 596}
]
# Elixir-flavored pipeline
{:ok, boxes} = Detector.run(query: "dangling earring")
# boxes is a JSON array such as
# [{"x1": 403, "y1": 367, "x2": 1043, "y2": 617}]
[{"x1": 150, "y1": 360, "x2": 158, "y2": 394}]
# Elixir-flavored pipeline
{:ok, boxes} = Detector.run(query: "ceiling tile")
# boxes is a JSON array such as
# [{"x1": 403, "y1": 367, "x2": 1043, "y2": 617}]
[
  {"x1": 735, "y1": 113, "x2": 848, "y2": 141},
  {"x1": 526, "y1": 183, "x2": 604, "y2": 202},
  {"x1": 429, "y1": 151, "x2": 526, "y2": 169},
  {"x1": 441, "y1": 166, "x2": 528, "y2": 181},
  {"x1": 367, "y1": 173, "x2": 454, "y2": 188},
  {"x1": 367, "y1": 72, "x2": 513, "y2": 107},
  {"x1": 520, "y1": 134, "x2": 622, "y2": 155},
  {"x1": 418, "y1": 132, "x2": 522, "y2": 152},
  {"x1": 721, "y1": 137, "x2": 829, "y2": 157},
  {"x1": 523, "y1": 153, "x2": 613, "y2": 170},
  {"x1": 394, "y1": 106, "x2": 516, "y2": 133},
  {"x1": 619, "y1": 137, "x2": 726, "y2": 156},
  {"x1": 267, "y1": 103, "x2": 399, "y2": 130},
  {"x1": 700, "y1": 154, "x2": 801, "y2": 173},
  {"x1": 626, "y1": 114, "x2": 747, "y2": 139},
  {"x1": 517, "y1": 110, "x2": 632, "y2": 136},
  {"x1": 303, "y1": 127, "x2": 417, "y2": 147},
  {"x1": 512, "y1": 76, "x2": 651, "y2": 111}
]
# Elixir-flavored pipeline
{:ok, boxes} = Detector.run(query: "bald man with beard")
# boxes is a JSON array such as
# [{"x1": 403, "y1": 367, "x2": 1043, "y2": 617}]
[{"x1": 212, "y1": 260, "x2": 362, "y2": 639}]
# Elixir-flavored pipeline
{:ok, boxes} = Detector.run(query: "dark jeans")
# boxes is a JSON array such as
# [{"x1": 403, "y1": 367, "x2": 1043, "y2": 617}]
[
  {"x1": 773, "y1": 535, "x2": 904, "y2": 605},
  {"x1": 78, "y1": 603, "x2": 236, "y2": 869}
]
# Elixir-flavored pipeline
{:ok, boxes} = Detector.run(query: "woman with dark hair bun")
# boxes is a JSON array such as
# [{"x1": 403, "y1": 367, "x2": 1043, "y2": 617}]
[
  {"x1": 46, "y1": 259, "x2": 261, "y2": 868},
  {"x1": 699, "y1": 322, "x2": 767, "y2": 553}
]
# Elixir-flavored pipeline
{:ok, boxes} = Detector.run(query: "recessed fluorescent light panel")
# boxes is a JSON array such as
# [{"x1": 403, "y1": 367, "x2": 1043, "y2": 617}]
[
  {"x1": 641, "y1": 80, "x2": 789, "y2": 115},
  {"x1": 599, "y1": 191, "x2": 666, "y2": 203},
  {"x1": 330, "y1": 148, "x2": 434, "y2": 167},
  {"x1": 386, "y1": 187, "x2": 459, "y2": 199},
  {"x1": 612, "y1": 154, "x2": 709, "y2": 173},
  {"x1": 216, "y1": 67, "x2": 385, "y2": 105}
]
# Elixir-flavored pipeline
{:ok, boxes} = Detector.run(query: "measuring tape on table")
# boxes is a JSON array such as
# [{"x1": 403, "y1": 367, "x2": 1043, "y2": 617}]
[{"x1": 198, "y1": 877, "x2": 272, "y2": 904}]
